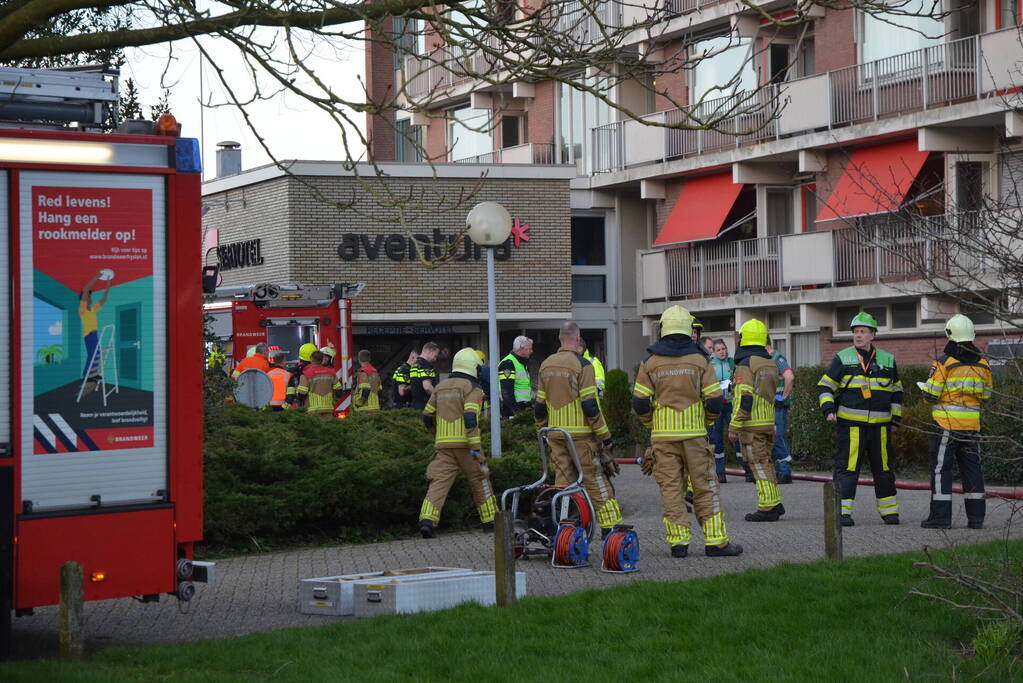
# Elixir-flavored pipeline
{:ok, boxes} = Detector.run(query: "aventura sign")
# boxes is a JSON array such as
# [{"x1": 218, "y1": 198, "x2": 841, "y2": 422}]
[
  {"x1": 338, "y1": 221, "x2": 531, "y2": 262},
  {"x1": 217, "y1": 238, "x2": 264, "y2": 271}
]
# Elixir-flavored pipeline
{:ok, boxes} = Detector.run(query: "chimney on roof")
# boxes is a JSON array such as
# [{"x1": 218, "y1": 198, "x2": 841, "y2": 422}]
[{"x1": 216, "y1": 140, "x2": 241, "y2": 178}]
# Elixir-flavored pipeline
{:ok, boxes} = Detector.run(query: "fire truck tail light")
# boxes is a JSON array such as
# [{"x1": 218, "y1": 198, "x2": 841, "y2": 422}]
[
  {"x1": 336, "y1": 410, "x2": 350, "y2": 420},
  {"x1": 90, "y1": 572, "x2": 107, "y2": 583}
]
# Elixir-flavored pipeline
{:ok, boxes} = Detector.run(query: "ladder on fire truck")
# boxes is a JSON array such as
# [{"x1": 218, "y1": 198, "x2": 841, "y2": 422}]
[
  {"x1": 0, "y1": 65, "x2": 119, "y2": 127},
  {"x1": 211, "y1": 282, "x2": 365, "y2": 306}
]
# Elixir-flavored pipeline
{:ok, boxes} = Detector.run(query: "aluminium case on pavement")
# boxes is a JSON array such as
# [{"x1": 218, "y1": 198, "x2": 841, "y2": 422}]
[
  {"x1": 0, "y1": 126, "x2": 204, "y2": 613},
  {"x1": 298, "y1": 566, "x2": 476, "y2": 616},
  {"x1": 351, "y1": 571, "x2": 527, "y2": 617}
]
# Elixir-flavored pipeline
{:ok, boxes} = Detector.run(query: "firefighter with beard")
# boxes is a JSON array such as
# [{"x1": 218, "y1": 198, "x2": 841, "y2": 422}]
[
  {"x1": 919, "y1": 314, "x2": 993, "y2": 529},
  {"x1": 417, "y1": 348, "x2": 497, "y2": 538},
  {"x1": 633, "y1": 306, "x2": 743, "y2": 558},
  {"x1": 728, "y1": 319, "x2": 784, "y2": 522}
]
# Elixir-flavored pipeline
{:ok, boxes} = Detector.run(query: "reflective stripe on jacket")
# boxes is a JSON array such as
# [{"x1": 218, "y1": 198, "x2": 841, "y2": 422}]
[
  {"x1": 921, "y1": 354, "x2": 992, "y2": 431},
  {"x1": 817, "y1": 346, "x2": 903, "y2": 424}
]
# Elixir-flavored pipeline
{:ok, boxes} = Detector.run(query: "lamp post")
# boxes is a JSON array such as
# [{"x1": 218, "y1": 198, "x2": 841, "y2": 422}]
[{"x1": 466, "y1": 201, "x2": 513, "y2": 458}]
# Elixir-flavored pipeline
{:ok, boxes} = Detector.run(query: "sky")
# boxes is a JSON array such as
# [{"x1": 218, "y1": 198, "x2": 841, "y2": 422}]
[{"x1": 122, "y1": 19, "x2": 367, "y2": 181}]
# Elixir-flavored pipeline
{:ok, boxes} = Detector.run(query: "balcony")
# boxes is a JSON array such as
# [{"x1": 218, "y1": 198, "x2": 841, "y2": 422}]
[
  {"x1": 451, "y1": 142, "x2": 557, "y2": 164},
  {"x1": 594, "y1": 28, "x2": 1022, "y2": 173},
  {"x1": 639, "y1": 213, "x2": 993, "y2": 302}
]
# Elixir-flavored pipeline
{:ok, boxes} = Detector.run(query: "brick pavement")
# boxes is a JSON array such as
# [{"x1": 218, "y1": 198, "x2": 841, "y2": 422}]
[{"x1": 10, "y1": 468, "x2": 1023, "y2": 657}]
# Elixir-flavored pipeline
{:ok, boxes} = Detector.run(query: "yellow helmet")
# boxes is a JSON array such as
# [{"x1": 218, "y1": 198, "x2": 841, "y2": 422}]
[
  {"x1": 452, "y1": 347, "x2": 482, "y2": 378},
  {"x1": 945, "y1": 314, "x2": 975, "y2": 343},
  {"x1": 475, "y1": 349, "x2": 486, "y2": 364},
  {"x1": 298, "y1": 343, "x2": 318, "y2": 362},
  {"x1": 659, "y1": 305, "x2": 694, "y2": 338},
  {"x1": 739, "y1": 318, "x2": 768, "y2": 347}
]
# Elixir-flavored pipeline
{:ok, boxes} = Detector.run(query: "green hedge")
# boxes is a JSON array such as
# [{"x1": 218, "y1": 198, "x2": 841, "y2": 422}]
[
  {"x1": 203, "y1": 400, "x2": 541, "y2": 549},
  {"x1": 789, "y1": 365, "x2": 1023, "y2": 484}
]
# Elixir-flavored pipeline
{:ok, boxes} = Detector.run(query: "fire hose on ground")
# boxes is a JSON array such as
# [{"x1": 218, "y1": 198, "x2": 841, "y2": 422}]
[{"x1": 613, "y1": 459, "x2": 1023, "y2": 501}]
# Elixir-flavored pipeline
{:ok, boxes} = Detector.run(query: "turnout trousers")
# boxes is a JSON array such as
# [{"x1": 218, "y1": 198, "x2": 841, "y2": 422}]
[
  {"x1": 926, "y1": 429, "x2": 985, "y2": 525},
  {"x1": 833, "y1": 421, "x2": 899, "y2": 519},
  {"x1": 652, "y1": 438, "x2": 729, "y2": 548},
  {"x1": 738, "y1": 431, "x2": 781, "y2": 511},
  {"x1": 548, "y1": 434, "x2": 622, "y2": 530},
  {"x1": 419, "y1": 447, "x2": 497, "y2": 525}
]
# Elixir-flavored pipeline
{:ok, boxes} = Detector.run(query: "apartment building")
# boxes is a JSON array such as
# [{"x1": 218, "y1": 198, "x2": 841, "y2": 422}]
[{"x1": 366, "y1": 0, "x2": 1023, "y2": 368}]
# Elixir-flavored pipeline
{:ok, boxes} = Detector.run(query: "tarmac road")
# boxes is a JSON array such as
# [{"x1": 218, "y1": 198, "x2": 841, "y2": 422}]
[{"x1": 9, "y1": 468, "x2": 1023, "y2": 658}]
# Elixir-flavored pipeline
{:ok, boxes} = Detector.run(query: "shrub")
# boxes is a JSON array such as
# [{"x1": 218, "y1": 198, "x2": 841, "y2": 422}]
[{"x1": 203, "y1": 403, "x2": 541, "y2": 549}]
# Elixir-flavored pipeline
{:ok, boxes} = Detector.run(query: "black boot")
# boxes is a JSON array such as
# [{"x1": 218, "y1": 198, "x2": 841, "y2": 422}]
[
  {"x1": 968, "y1": 520, "x2": 984, "y2": 529},
  {"x1": 718, "y1": 473, "x2": 727, "y2": 484},
  {"x1": 706, "y1": 542, "x2": 743, "y2": 557},
  {"x1": 745, "y1": 509, "x2": 780, "y2": 522},
  {"x1": 840, "y1": 515, "x2": 854, "y2": 527},
  {"x1": 480, "y1": 521, "x2": 495, "y2": 533},
  {"x1": 882, "y1": 514, "x2": 900, "y2": 525},
  {"x1": 920, "y1": 518, "x2": 951, "y2": 529},
  {"x1": 670, "y1": 544, "x2": 689, "y2": 558},
  {"x1": 778, "y1": 474, "x2": 793, "y2": 484},
  {"x1": 742, "y1": 464, "x2": 755, "y2": 482},
  {"x1": 419, "y1": 519, "x2": 436, "y2": 539},
  {"x1": 772, "y1": 503, "x2": 786, "y2": 517}
]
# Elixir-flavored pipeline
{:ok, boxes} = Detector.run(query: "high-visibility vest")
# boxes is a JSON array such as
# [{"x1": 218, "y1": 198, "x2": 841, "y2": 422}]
[
  {"x1": 499, "y1": 353, "x2": 533, "y2": 403},
  {"x1": 583, "y1": 350, "x2": 605, "y2": 393},
  {"x1": 920, "y1": 355, "x2": 992, "y2": 431},
  {"x1": 267, "y1": 367, "x2": 290, "y2": 407}
]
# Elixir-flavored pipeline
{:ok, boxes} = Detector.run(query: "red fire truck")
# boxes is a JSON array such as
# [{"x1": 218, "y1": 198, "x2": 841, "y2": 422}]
[
  {"x1": 0, "y1": 66, "x2": 205, "y2": 653},
  {"x1": 204, "y1": 282, "x2": 364, "y2": 415}
]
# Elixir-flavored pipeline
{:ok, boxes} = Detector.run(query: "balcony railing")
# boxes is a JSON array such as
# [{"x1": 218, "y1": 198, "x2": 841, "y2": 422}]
[
  {"x1": 594, "y1": 28, "x2": 1021, "y2": 173},
  {"x1": 642, "y1": 213, "x2": 992, "y2": 301},
  {"x1": 452, "y1": 142, "x2": 557, "y2": 164}
]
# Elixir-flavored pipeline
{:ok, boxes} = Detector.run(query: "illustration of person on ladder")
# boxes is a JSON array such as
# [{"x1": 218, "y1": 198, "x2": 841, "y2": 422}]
[{"x1": 79, "y1": 269, "x2": 112, "y2": 397}]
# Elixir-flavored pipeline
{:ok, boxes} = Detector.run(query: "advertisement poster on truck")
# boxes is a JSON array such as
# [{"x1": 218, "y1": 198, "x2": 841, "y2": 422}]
[{"x1": 30, "y1": 185, "x2": 155, "y2": 453}]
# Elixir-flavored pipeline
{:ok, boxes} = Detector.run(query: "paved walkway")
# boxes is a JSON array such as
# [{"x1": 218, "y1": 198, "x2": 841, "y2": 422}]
[{"x1": 10, "y1": 469, "x2": 1023, "y2": 657}]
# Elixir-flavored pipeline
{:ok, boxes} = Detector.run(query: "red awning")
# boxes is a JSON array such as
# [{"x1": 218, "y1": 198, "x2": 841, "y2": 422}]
[
  {"x1": 653, "y1": 173, "x2": 744, "y2": 247},
  {"x1": 816, "y1": 139, "x2": 929, "y2": 222}
]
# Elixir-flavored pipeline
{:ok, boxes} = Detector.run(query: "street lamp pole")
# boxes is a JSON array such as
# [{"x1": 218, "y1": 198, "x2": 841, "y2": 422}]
[
  {"x1": 486, "y1": 246, "x2": 501, "y2": 458},
  {"x1": 466, "y1": 202, "x2": 513, "y2": 459}
]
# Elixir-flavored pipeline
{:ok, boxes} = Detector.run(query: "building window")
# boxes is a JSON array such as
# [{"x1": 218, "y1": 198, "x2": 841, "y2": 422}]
[
  {"x1": 891, "y1": 301, "x2": 917, "y2": 328},
  {"x1": 838, "y1": 305, "x2": 888, "y2": 329},
  {"x1": 765, "y1": 188, "x2": 794, "y2": 236},
  {"x1": 690, "y1": 35, "x2": 757, "y2": 104},
  {"x1": 557, "y1": 75, "x2": 612, "y2": 170},
  {"x1": 572, "y1": 275, "x2": 606, "y2": 303},
  {"x1": 448, "y1": 107, "x2": 494, "y2": 161},
  {"x1": 502, "y1": 115, "x2": 522, "y2": 149},
  {"x1": 863, "y1": 306, "x2": 888, "y2": 328},
  {"x1": 395, "y1": 119, "x2": 422, "y2": 162},
  {"x1": 860, "y1": 4, "x2": 943, "y2": 70},
  {"x1": 571, "y1": 216, "x2": 605, "y2": 266},
  {"x1": 999, "y1": 0, "x2": 1021, "y2": 28},
  {"x1": 960, "y1": 298, "x2": 997, "y2": 325},
  {"x1": 955, "y1": 161, "x2": 986, "y2": 213},
  {"x1": 392, "y1": 17, "x2": 426, "y2": 71}
]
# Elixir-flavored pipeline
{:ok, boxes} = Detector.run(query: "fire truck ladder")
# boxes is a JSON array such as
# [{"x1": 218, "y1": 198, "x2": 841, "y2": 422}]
[
  {"x1": 0, "y1": 65, "x2": 119, "y2": 127},
  {"x1": 77, "y1": 324, "x2": 120, "y2": 406}
]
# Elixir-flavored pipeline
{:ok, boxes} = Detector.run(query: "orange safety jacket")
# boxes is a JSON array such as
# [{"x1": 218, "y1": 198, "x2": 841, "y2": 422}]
[{"x1": 267, "y1": 367, "x2": 291, "y2": 407}]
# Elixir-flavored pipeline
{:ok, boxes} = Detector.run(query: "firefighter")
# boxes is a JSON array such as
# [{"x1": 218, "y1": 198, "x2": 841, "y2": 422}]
[
  {"x1": 633, "y1": 306, "x2": 742, "y2": 557},
  {"x1": 536, "y1": 322, "x2": 623, "y2": 536},
  {"x1": 418, "y1": 348, "x2": 497, "y2": 538},
  {"x1": 319, "y1": 345, "x2": 336, "y2": 368},
  {"x1": 353, "y1": 349, "x2": 382, "y2": 413},
  {"x1": 232, "y1": 343, "x2": 270, "y2": 379},
  {"x1": 286, "y1": 342, "x2": 318, "y2": 408},
  {"x1": 266, "y1": 350, "x2": 290, "y2": 411},
  {"x1": 391, "y1": 350, "x2": 417, "y2": 409},
  {"x1": 919, "y1": 314, "x2": 993, "y2": 529},
  {"x1": 728, "y1": 319, "x2": 784, "y2": 522},
  {"x1": 296, "y1": 350, "x2": 343, "y2": 421},
  {"x1": 818, "y1": 312, "x2": 903, "y2": 526},
  {"x1": 580, "y1": 339, "x2": 606, "y2": 397},
  {"x1": 498, "y1": 335, "x2": 533, "y2": 417},
  {"x1": 409, "y1": 342, "x2": 440, "y2": 410}
]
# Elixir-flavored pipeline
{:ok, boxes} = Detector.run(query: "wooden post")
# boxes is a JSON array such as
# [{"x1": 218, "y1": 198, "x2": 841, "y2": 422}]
[
  {"x1": 59, "y1": 561, "x2": 85, "y2": 660},
  {"x1": 493, "y1": 510, "x2": 516, "y2": 607},
  {"x1": 823, "y1": 481, "x2": 843, "y2": 561}
]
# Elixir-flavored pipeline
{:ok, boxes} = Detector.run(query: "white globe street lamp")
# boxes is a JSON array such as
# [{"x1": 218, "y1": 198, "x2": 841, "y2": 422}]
[{"x1": 466, "y1": 202, "x2": 513, "y2": 458}]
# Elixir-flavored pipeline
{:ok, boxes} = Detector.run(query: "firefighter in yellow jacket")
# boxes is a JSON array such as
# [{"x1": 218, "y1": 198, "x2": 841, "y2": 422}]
[
  {"x1": 633, "y1": 306, "x2": 743, "y2": 558},
  {"x1": 919, "y1": 314, "x2": 993, "y2": 529},
  {"x1": 728, "y1": 319, "x2": 784, "y2": 522},
  {"x1": 535, "y1": 321, "x2": 622, "y2": 536},
  {"x1": 353, "y1": 349, "x2": 382, "y2": 413},
  {"x1": 418, "y1": 348, "x2": 498, "y2": 538},
  {"x1": 296, "y1": 350, "x2": 343, "y2": 420}
]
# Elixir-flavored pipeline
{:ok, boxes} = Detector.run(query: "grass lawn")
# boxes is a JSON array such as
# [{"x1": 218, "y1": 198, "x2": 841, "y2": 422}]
[{"x1": 4, "y1": 539, "x2": 1020, "y2": 682}]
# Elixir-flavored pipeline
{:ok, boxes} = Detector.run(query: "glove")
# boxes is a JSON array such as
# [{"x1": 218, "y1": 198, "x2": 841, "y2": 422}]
[
  {"x1": 640, "y1": 446, "x2": 654, "y2": 476},
  {"x1": 598, "y1": 441, "x2": 619, "y2": 478}
]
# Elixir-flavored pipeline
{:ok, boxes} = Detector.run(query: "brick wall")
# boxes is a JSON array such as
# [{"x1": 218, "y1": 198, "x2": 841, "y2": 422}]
[
  {"x1": 365, "y1": 18, "x2": 397, "y2": 162},
  {"x1": 820, "y1": 328, "x2": 1004, "y2": 366},
  {"x1": 209, "y1": 173, "x2": 572, "y2": 316},
  {"x1": 528, "y1": 81, "x2": 556, "y2": 147},
  {"x1": 814, "y1": 10, "x2": 857, "y2": 73},
  {"x1": 653, "y1": 39, "x2": 687, "y2": 110}
]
